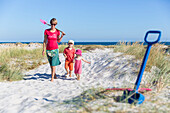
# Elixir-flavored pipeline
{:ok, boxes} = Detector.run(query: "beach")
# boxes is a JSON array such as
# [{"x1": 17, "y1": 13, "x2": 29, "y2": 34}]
[
  {"x1": 0, "y1": 44, "x2": 169, "y2": 113},
  {"x1": 1, "y1": 0, "x2": 170, "y2": 112}
]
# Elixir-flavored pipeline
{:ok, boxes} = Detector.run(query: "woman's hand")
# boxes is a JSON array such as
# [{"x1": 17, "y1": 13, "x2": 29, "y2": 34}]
[
  {"x1": 42, "y1": 50, "x2": 45, "y2": 56},
  {"x1": 57, "y1": 32, "x2": 65, "y2": 43},
  {"x1": 61, "y1": 32, "x2": 66, "y2": 36}
]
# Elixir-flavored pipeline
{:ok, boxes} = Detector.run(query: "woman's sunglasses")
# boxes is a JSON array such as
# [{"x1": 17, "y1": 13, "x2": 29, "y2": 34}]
[{"x1": 51, "y1": 24, "x2": 56, "y2": 26}]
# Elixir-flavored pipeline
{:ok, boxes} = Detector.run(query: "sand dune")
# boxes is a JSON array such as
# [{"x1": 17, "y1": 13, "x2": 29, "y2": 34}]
[{"x1": 0, "y1": 49, "x2": 148, "y2": 113}]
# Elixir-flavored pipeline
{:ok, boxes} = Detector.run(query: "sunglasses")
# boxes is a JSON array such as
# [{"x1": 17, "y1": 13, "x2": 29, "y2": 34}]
[{"x1": 51, "y1": 24, "x2": 56, "y2": 26}]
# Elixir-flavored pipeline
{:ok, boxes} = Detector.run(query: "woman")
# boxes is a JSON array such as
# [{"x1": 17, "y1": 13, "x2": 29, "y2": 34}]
[{"x1": 42, "y1": 18, "x2": 65, "y2": 82}]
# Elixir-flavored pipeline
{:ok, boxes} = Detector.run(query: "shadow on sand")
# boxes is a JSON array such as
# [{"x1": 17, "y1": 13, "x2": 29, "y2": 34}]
[
  {"x1": 24, "y1": 73, "x2": 77, "y2": 81},
  {"x1": 62, "y1": 89, "x2": 126, "y2": 109}
]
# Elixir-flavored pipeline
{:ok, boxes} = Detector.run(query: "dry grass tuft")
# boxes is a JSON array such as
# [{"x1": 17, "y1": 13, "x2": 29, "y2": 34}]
[
  {"x1": 0, "y1": 47, "x2": 47, "y2": 81},
  {"x1": 114, "y1": 42, "x2": 170, "y2": 91}
]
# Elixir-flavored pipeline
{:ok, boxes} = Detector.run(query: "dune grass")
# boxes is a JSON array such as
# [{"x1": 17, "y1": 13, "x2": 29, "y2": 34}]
[
  {"x1": 114, "y1": 42, "x2": 170, "y2": 91},
  {"x1": 0, "y1": 44, "x2": 92, "y2": 82},
  {"x1": 56, "y1": 87, "x2": 169, "y2": 112},
  {"x1": 0, "y1": 44, "x2": 89, "y2": 82},
  {"x1": 75, "y1": 45, "x2": 116, "y2": 51},
  {"x1": 58, "y1": 44, "x2": 68, "y2": 53},
  {"x1": 0, "y1": 64, "x2": 23, "y2": 81},
  {"x1": 0, "y1": 47, "x2": 47, "y2": 81}
]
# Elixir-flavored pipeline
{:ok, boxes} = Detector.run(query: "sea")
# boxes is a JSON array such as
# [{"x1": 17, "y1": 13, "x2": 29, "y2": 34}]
[{"x1": 0, "y1": 42, "x2": 170, "y2": 45}]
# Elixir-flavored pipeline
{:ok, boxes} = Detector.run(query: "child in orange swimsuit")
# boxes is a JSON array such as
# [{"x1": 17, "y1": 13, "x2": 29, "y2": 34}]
[{"x1": 63, "y1": 40, "x2": 75, "y2": 78}]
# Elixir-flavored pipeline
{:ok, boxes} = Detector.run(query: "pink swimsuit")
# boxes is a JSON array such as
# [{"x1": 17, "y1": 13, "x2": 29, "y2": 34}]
[{"x1": 74, "y1": 58, "x2": 82, "y2": 74}]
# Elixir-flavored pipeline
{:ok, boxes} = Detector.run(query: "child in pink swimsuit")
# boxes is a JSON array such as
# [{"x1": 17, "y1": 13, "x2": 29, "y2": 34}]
[{"x1": 74, "y1": 49, "x2": 91, "y2": 80}]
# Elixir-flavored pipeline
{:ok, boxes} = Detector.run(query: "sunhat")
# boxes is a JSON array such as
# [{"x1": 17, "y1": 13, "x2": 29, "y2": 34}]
[
  {"x1": 68, "y1": 40, "x2": 74, "y2": 44},
  {"x1": 75, "y1": 49, "x2": 82, "y2": 56}
]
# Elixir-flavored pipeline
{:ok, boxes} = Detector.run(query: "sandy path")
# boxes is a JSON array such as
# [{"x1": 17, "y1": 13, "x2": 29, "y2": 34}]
[{"x1": 0, "y1": 49, "x2": 138, "y2": 113}]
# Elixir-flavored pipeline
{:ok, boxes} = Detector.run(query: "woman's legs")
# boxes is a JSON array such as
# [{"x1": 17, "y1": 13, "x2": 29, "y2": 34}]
[{"x1": 50, "y1": 66, "x2": 56, "y2": 82}]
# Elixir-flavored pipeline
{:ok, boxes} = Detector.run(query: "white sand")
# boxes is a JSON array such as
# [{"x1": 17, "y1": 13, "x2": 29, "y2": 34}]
[{"x1": 0, "y1": 49, "x2": 148, "y2": 113}]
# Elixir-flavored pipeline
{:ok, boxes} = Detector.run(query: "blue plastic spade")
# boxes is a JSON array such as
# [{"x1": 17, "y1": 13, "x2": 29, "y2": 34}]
[{"x1": 122, "y1": 30, "x2": 161, "y2": 104}]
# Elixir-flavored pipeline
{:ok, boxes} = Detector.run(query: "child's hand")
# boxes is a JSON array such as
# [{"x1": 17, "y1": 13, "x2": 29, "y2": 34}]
[{"x1": 88, "y1": 62, "x2": 91, "y2": 64}]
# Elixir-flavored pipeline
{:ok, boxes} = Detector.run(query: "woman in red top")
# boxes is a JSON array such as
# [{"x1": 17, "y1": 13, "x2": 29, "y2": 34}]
[{"x1": 42, "y1": 18, "x2": 65, "y2": 82}]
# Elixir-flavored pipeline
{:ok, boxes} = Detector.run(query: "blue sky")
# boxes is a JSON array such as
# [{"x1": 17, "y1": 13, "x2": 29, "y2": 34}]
[{"x1": 0, "y1": 0, "x2": 169, "y2": 42}]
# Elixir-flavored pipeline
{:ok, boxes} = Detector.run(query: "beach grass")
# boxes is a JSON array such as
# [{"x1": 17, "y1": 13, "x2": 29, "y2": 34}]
[
  {"x1": 58, "y1": 44, "x2": 68, "y2": 53},
  {"x1": 114, "y1": 42, "x2": 170, "y2": 91},
  {"x1": 75, "y1": 45, "x2": 116, "y2": 51},
  {"x1": 0, "y1": 64, "x2": 23, "y2": 81},
  {"x1": 0, "y1": 44, "x2": 93, "y2": 81},
  {"x1": 57, "y1": 87, "x2": 169, "y2": 112},
  {"x1": 0, "y1": 43, "x2": 89, "y2": 81},
  {"x1": 0, "y1": 47, "x2": 47, "y2": 81}
]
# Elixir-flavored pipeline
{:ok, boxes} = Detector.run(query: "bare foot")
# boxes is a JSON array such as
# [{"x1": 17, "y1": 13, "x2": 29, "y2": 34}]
[
  {"x1": 54, "y1": 74, "x2": 57, "y2": 79},
  {"x1": 65, "y1": 73, "x2": 68, "y2": 78},
  {"x1": 50, "y1": 79, "x2": 54, "y2": 82},
  {"x1": 69, "y1": 71, "x2": 72, "y2": 77},
  {"x1": 77, "y1": 75, "x2": 80, "y2": 80}
]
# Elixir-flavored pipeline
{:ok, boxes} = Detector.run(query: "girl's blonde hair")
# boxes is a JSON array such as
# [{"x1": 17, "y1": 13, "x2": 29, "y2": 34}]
[{"x1": 50, "y1": 18, "x2": 57, "y2": 25}]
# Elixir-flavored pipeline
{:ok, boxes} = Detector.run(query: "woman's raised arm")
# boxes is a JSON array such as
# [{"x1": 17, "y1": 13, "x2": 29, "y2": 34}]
[{"x1": 57, "y1": 32, "x2": 65, "y2": 43}]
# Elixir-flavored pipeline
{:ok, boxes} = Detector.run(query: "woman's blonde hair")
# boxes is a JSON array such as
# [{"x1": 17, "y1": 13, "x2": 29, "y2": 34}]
[{"x1": 50, "y1": 18, "x2": 57, "y2": 25}]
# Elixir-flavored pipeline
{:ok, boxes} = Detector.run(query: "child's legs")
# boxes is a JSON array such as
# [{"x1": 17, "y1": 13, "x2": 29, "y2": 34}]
[
  {"x1": 69, "y1": 62, "x2": 73, "y2": 77},
  {"x1": 65, "y1": 61, "x2": 69, "y2": 75},
  {"x1": 75, "y1": 74, "x2": 78, "y2": 78},
  {"x1": 77, "y1": 74, "x2": 80, "y2": 80}
]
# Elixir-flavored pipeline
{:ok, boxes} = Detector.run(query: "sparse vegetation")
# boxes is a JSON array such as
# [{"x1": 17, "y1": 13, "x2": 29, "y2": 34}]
[
  {"x1": 75, "y1": 45, "x2": 116, "y2": 51},
  {"x1": 56, "y1": 87, "x2": 169, "y2": 112},
  {"x1": 0, "y1": 47, "x2": 47, "y2": 81},
  {"x1": 114, "y1": 42, "x2": 170, "y2": 92},
  {"x1": 0, "y1": 42, "x2": 169, "y2": 112},
  {"x1": 55, "y1": 42, "x2": 170, "y2": 112}
]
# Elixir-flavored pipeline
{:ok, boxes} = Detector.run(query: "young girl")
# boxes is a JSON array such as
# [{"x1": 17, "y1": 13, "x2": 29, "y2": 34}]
[{"x1": 74, "y1": 49, "x2": 91, "y2": 80}]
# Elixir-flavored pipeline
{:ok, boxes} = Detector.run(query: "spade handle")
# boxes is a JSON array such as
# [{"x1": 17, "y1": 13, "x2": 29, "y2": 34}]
[{"x1": 134, "y1": 30, "x2": 161, "y2": 91}]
